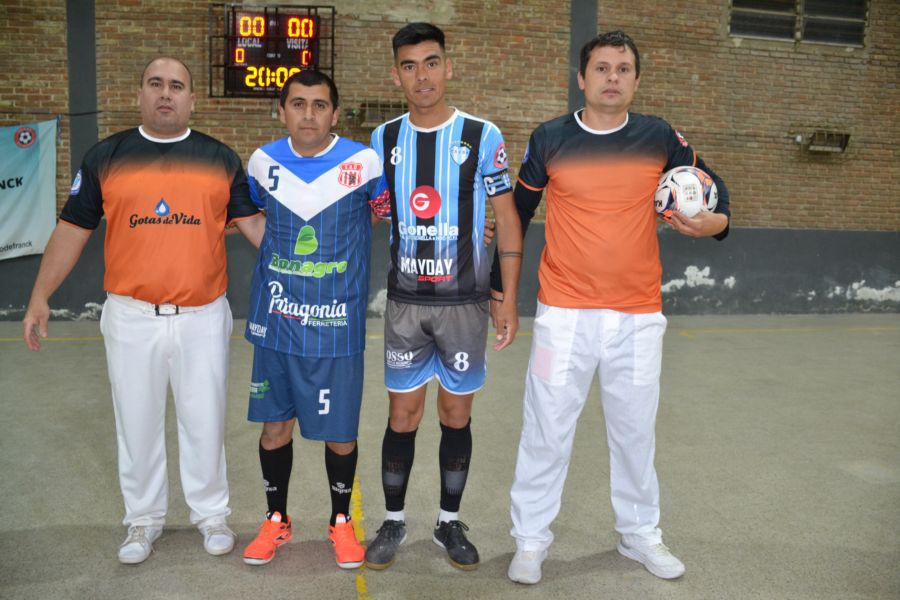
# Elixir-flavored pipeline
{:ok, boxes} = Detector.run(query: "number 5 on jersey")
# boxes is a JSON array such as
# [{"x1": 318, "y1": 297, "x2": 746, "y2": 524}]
[{"x1": 268, "y1": 165, "x2": 280, "y2": 191}]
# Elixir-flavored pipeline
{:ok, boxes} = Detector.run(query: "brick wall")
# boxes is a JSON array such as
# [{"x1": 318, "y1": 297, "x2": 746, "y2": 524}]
[
  {"x1": 92, "y1": 0, "x2": 569, "y2": 220},
  {"x1": 2, "y1": 1, "x2": 898, "y2": 231},
  {"x1": 598, "y1": 0, "x2": 900, "y2": 230}
]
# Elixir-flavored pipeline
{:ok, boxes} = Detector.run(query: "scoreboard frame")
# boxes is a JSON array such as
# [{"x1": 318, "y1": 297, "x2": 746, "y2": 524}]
[{"x1": 207, "y1": 4, "x2": 336, "y2": 98}]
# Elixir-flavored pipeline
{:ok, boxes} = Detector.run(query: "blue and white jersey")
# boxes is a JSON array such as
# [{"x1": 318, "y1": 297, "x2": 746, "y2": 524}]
[
  {"x1": 245, "y1": 135, "x2": 389, "y2": 357},
  {"x1": 371, "y1": 109, "x2": 511, "y2": 305}
]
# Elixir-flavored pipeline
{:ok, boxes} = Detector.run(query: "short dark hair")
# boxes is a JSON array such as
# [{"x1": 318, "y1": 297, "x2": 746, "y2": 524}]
[
  {"x1": 392, "y1": 22, "x2": 446, "y2": 59},
  {"x1": 279, "y1": 69, "x2": 339, "y2": 108},
  {"x1": 140, "y1": 57, "x2": 194, "y2": 91},
  {"x1": 579, "y1": 30, "x2": 640, "y2": 78}
]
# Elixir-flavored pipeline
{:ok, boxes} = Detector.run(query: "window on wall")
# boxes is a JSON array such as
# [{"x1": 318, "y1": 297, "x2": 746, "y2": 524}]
[{"x1": 730, "y1": 0, "x2": 867, "y2": 46}]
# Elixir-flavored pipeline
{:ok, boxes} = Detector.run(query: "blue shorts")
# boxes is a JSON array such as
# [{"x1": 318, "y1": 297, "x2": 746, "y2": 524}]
[
  {"x1": 247, "y1": 345, "x2": 364, "y2": 442},
  {"x1": 383, "y1": 300, "x2": 489, "y2": 394}
]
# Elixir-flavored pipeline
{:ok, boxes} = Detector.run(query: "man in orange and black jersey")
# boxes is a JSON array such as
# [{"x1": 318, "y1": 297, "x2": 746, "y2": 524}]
[
  {"x1": 492, "y1": 31, "x2": 730, "y2": 585},
  {"x1": 22, "y1": 57, "x2": 265, "y2": 565}
]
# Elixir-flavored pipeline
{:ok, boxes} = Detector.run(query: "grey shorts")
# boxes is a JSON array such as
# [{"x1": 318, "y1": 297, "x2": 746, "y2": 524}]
[{"x1": 383, "y1": 299, "x2": 489, "y2": 394}]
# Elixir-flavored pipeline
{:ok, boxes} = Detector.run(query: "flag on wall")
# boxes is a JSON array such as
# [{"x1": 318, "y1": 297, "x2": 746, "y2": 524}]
[{"x1": 0, "y1": 119, "x2": 57, "y2": 260}]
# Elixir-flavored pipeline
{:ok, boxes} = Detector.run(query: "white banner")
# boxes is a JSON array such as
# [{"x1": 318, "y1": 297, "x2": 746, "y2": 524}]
[{"x1": 0, "y1": 119, "x2": 57, "y2": 260}]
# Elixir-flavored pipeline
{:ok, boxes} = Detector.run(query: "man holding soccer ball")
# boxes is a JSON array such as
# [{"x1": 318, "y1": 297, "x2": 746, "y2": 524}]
[{"x1": 492, "y1": 31, "x2": 730, "y2": 584}]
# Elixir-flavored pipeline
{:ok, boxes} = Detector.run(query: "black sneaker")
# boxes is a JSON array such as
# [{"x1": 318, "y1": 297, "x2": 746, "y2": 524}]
[
  {"x1": 432, "y1": 520, "x2": 479, "y2": 570},
  {"x1": 365, "y1": 520, "x2": 407, "y2": 570}
]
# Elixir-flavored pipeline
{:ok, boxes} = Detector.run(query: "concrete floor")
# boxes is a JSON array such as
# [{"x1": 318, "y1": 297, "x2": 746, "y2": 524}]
[{"x1": 0, "y1": 314, "x2": 898, "y2": 600}]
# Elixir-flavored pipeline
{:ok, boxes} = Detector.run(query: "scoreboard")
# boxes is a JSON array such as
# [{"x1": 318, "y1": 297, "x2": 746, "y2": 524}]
[{"x1": 210, "y1": 5, "x2": 335, "y2": 98}]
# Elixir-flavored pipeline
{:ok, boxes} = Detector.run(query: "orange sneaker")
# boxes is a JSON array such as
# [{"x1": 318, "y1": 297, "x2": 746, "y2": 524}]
[
  {"x1": 329, "y1": 514, "x2": 364, "y2": 569},
  {"x1": 243, "y1": 512, "x2": 293, "y2": 565}
]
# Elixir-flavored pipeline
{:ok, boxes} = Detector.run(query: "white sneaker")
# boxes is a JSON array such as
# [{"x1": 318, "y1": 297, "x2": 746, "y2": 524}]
[
  {"x1": 617, "y1": 537, "x2": 685, "y2": 579},
  {"x1": 118, "y1": 525, "x2": 163, "y2": 564},
  {"x1": 199, "y1": 521, "x2": 235, "y2": 556},
  {"x1": 508, "y1": 548, "x2": 548, "y2": 584}
]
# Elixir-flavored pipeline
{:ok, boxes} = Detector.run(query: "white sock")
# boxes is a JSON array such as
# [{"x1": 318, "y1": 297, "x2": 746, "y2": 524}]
[
  {"x1": 385, "y1": 510, "x2": 405, "y2": 523},
  {"x1": 437, "y1": 509, "x2": 459, "y2": 524}
]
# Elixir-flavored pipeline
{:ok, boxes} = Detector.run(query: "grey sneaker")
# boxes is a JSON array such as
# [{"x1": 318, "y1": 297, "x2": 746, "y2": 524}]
[
  {"x1": 365, "y1": 520, "x2": 407, "y2": 570},
  {"x1": 433, "y1": 520, "x2": 479, "y2": 570}
]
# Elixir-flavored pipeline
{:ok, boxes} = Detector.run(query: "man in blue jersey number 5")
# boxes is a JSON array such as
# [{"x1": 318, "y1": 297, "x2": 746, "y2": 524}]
[
  {"x1": 365, "y1": 23, "x2": 523, "y2": 571},
  {"x1": 240, "y1": 70, "x2": 391, "y2": 570}
]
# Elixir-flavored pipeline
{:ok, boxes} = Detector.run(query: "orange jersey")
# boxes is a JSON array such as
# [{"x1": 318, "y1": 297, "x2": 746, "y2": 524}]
[
  {"x1": 60, "y1": 128, "x2": 259, "y2": 306},
  {"x1": 517, "y1": 112, "x2": 698, "y2": 313}
]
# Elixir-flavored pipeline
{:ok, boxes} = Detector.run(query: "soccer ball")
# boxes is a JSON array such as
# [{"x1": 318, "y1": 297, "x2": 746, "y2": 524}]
[{"x1": 654, "y1": 166, "x2": 718, "y2": 221}]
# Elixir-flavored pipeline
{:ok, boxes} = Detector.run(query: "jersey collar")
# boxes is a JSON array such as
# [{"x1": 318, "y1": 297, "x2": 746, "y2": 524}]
[
  {"x1": 138, "y1": 126, "x2": 191, "y2": 143},
  {"x1": 573, "y1": 110, "x2": 629, "y2": 135},
  {"x1": 407, "y1": 108, "x2": 459, "y2": 133},
  {"x1": 288, "y1": 133, "x2": 339, "y2": 158}
]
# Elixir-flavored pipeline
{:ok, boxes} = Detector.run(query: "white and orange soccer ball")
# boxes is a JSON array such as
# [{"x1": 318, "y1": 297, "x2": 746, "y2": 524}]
[{"x1": 654, "y1": 166, "x2": 718, "y2": 222}]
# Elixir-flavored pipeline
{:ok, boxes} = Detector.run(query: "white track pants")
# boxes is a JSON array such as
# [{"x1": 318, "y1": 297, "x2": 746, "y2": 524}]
[
  {"x1": 510, "y1": 303, "x2": 667, "y2": 550},
  {"x1": 100, "y1": 293, "x2": 233, "y2": 527}
]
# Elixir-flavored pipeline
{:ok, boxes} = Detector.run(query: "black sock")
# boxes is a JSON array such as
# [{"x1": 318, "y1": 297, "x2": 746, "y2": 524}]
[
  {"x1": 382, "y1": 423, "x2": 417, "y2": 513},
  {"x1": 325, "y1": 443, "x2": 358, "y2": 526},
  {"x1": 439, "y1": 419, "x2": 472, "y2": 513},
  {"x1": 259, "y1": 439, "x2": 293, "y2": 518}
]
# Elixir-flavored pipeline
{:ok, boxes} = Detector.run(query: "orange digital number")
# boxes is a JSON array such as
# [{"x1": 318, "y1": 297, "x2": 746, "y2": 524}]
[
  {"x1": 235, "y1": 48, "x2": 245, "y2": 64},
  {"x1": 239, "y1": 15, "x2": 265, "y2": 37},
  {"x1": 287, "y1": 17, "x2": 315, "y2": 38},
  {"x1": 239, "y1": 16, "x2": 251, "y2": 36}
]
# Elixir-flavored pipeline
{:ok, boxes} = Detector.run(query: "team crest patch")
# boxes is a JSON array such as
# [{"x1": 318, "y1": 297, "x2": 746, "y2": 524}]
[
  {"x1": 70, "y1": 169, "x2": 83, "y2": 195},
  {"x1": 338, "y1": 161, "x2": 363, "y2": 188},
  {"x1": 493, "y1": 143, "x2": 508, "y2": 169},
  {"x1": 450, "y1": 141, "x2": 471, "y2": 165},
  {"x1": 14, "y1": 127, "x2": 36, "y2": 148},
  {"x1": 675, "y1": 130, "x2": 689, "y2": 147}
]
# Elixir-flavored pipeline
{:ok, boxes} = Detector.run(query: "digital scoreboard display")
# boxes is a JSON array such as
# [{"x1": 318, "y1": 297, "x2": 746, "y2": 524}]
[{"x1": 224, "y1": 7, "x2": 322, "y2": 97}]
